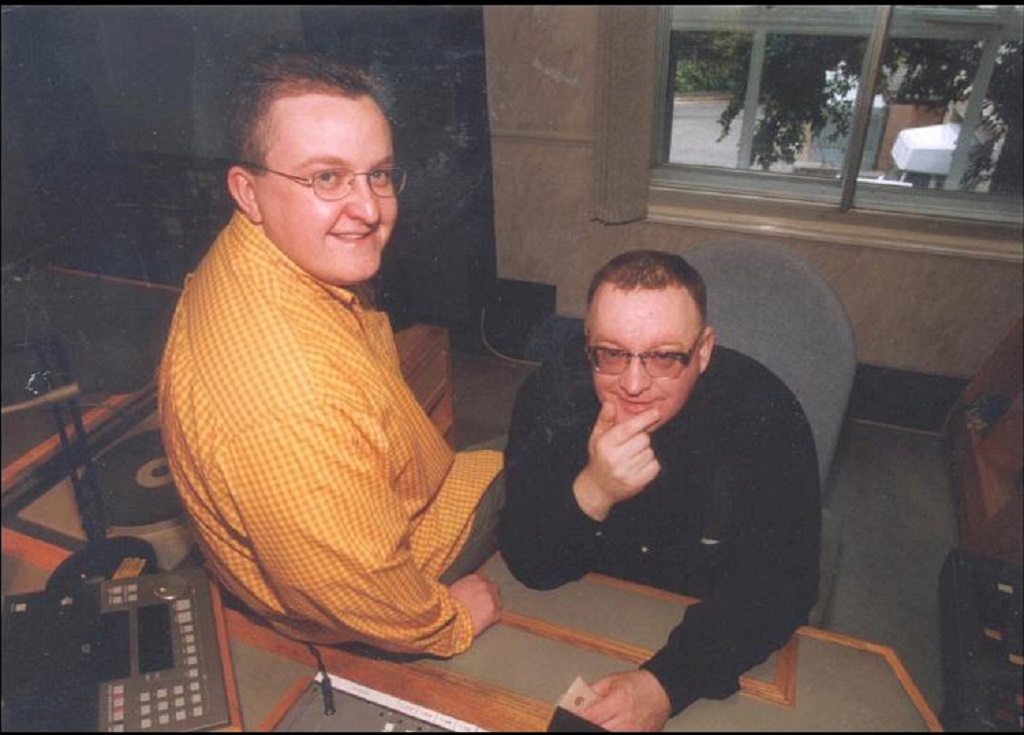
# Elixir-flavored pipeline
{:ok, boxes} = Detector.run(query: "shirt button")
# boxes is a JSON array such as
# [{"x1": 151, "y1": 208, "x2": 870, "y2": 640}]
[
  {"x1": 595, "y1": 530, "x2": 603, "y2": 537},
  {"x1": 641, "y1": 546, "x2": 649, "y2": 553}
]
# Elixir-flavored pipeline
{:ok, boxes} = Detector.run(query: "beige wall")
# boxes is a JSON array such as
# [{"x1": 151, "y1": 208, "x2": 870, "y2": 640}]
[{"x1": 483, "y1": 6, "x2": 1023, "y2": 378}]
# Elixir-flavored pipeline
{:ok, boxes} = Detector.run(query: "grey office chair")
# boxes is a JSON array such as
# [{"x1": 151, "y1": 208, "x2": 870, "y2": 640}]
[{"x1": 686, "y1": 238, "x2": 857, "y2": 626}]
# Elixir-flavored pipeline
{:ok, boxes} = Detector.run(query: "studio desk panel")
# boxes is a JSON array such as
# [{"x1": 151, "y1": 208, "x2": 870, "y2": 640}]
[{"x1": 221, "y1": 552, "x2": 942, "y2": 732}]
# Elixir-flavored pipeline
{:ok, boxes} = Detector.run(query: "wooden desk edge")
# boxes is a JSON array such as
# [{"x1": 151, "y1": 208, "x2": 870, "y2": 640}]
[
  {"x1": 255, "y1": 675, "x2": 313, "y2": 732},
  {"x1": 225, "y1": 608, "x2": 552, "y2": 732},
  {"x1": 2, "y1": 526, "x2": 73, "y2": 569},
  {"x1": 210, "y1": 580, "x2": 247, "y2": 731},
  {"x1": 1, "y1": 384, "x2": 156, "y2": 491},
  {"x1": 582, "y1": 571, "x2": 940, "y2": 729},
  {"x1": 580, "y1": 572, "x2": 799, "y2": 707},
  {"x1": 3, "y1": 532, "x2": 943, "y2": 732},
  {"x1": 796, "y1": 626, "x2": 943, "y2": 732}
]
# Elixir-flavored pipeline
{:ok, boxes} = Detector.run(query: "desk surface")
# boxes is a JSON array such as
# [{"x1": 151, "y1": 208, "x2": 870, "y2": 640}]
[
  {"x1": 228, "y1": 552, "x2": 941, "y2": 732},
  {"x1": 2, "y1": 532, "x2": 941, "y2": 732}
]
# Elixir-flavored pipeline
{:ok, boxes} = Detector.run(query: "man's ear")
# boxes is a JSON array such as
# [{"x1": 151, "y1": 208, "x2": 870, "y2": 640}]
[
  {"x1": 227, "y1": 165, "x2": 263, "y2": 224},
  {"x1": 697, "y1": 326, "x2": 715, "y2": 375}
]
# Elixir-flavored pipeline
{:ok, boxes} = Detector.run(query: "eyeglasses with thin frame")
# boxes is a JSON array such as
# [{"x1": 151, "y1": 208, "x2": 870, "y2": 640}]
[
  {"x1": 586, "y1": 330, "x2": 705, "y2": 379},
  {"x1": 242, "y1": 162, "x2": 407, "y2": 200}
]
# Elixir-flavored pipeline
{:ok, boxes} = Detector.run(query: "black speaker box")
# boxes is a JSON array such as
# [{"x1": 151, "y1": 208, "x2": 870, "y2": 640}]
[
  {"x1": 482, "y1": 279, "x2": 556, "y2": 360},
  {"x1": 938, "y1": 549, "x2": 1023, "y2": 732}
]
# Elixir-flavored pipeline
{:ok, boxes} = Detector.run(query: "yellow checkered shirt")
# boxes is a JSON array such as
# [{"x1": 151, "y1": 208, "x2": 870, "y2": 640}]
[{"x1": 158, "y1": 212, "x2": 501, "y2": 656}]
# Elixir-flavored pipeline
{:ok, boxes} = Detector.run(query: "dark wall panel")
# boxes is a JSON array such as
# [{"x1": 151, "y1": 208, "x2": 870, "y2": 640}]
[
  {"x1": 2, "y1": 6, "x2": 496, "y2": 329},
  {"x1": 302, "y1": 6, "x2": 497, "y2": 330}
]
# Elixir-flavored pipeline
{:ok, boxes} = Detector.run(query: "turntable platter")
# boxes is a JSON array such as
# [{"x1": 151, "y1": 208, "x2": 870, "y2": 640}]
[{"x1": 94, "y1": 430, "x2": 183, "y2": 526}]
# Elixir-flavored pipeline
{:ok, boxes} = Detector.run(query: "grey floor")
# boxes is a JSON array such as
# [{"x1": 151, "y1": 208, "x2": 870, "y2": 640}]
[{"x1": 449, "y1": 347, "x2": 958, "y2": 721}]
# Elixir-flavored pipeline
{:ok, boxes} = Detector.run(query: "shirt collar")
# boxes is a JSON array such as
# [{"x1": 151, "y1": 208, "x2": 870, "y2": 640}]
[{"x1": 227, "y1": 211, "x2": 362, "y2": 309}]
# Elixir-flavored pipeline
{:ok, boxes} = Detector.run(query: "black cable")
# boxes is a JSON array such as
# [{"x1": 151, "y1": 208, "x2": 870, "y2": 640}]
[
  {"x1": 307, "y1": 644, "x2": 336, "y2": 716},
  {"x1": 479, "y1": 305, "x2": 541, "y2": 367}
]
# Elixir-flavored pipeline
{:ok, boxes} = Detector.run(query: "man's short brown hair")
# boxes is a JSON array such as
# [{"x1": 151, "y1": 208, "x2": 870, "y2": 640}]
[
  {"x1": 586, "y1": 250, "x2": 707, "y2": 325},
  {"x1": 228, "y1": 45, "x2": 380, "y2": 165}
]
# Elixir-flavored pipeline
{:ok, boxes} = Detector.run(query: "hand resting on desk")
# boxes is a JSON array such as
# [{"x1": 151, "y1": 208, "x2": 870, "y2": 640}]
[{"x1": 449, "y1": 571, "x2": 502, "y2": 637}]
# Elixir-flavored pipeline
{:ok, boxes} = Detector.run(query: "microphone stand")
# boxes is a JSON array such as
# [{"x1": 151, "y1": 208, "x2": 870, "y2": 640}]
[{"x1": 4, "y1": 335, "x2": 158, "y2": 597}]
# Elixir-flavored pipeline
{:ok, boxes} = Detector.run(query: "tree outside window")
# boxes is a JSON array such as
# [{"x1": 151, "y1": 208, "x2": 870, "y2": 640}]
[{"x1": 660, "y1": 5, "x2": 1023, "y2": 225}]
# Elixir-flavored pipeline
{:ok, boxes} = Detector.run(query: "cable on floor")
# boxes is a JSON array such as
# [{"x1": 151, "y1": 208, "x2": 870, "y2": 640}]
[{"x1": 478, "y1": 305, "x2": 542, "y2": 368}]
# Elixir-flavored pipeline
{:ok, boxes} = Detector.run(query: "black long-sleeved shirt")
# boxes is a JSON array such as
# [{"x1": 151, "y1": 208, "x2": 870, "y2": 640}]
[{"x1": 498, "y1": 337, "x2": 821, "y2": 716}]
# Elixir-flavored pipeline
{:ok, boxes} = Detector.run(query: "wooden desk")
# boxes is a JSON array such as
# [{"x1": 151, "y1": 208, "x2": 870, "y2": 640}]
[
  {"x1": 395, "y1": 324, "x2": 455, "y2": 447},
  {"x1": 944, "y1": 317, "x2": 1023, "y2": 566},
  {"x1": 220, "y1": 553, "x2": 942, "y2": 732},
  {"x1": 3, "y1": 487, "x2": 942, "y2": 732}
]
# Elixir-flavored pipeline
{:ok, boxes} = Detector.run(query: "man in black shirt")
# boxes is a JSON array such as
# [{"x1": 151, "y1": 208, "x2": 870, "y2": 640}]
[{"x1": 499, "y1": 250, "x2": 821, "y2": 731}]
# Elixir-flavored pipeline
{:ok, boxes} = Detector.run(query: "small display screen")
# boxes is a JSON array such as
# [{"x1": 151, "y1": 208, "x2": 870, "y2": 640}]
[{"x1": 137, "y1": 603, "x2": 175, "y2": 674}]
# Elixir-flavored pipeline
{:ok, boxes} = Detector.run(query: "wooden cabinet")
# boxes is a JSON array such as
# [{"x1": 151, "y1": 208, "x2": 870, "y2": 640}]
[
  {"x1": 945, "y1": 317, "x2": 1023, "y2": 565},
  {"x1": 395, "y1": 324, "x2": 455, "y2": 447}
]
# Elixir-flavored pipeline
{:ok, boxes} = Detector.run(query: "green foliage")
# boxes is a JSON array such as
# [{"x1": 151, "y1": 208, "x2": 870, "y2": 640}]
[
  {"x1": 882, "y1": 38, "x2": 976, "y2": 104},
  {"x1": 675, "y1": 32, "x2": 864, "y2": 170},
  {"x1": 673, "y1": 32, "x2": 748, "y2": 94},
  {"x1": 672, "y1": 29, "x2": 1022, "y2": 190},
  {"x1": 962, "y1": 41, "x2": 1022, "y2": 193},
  {"x1": 742, "y1": 35, "x2": 864, "y2": 169}
]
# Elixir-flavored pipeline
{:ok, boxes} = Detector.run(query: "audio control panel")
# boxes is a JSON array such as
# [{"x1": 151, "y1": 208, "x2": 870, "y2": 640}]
[{"x1": 3, "y1": 566, "x2": 234, "y2": 732}]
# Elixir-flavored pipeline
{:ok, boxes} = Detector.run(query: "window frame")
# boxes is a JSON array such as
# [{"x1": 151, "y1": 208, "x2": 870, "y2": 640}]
[{"x1": 644, "y1": 5, "x2": 1023, "y2": 260}]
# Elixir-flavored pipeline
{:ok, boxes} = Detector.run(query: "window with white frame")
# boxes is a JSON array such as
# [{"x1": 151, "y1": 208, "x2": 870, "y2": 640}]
[{"x1": 652, "y1": 5, "x2": 1023, "y2": 226}]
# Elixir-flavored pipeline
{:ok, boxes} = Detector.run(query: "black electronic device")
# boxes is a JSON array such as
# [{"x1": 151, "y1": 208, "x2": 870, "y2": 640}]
[
  {"x1": 939, "y1": 549, "x2": 1023, "y2": 732},
  {"x1": 2, "y1": 566, "x2": 234, "y2": 732}
]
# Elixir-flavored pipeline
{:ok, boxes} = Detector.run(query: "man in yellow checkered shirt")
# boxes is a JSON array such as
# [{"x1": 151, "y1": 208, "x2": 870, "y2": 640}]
[{"x1": 159, "y1": 46, "x2": 503, "y2": 658}]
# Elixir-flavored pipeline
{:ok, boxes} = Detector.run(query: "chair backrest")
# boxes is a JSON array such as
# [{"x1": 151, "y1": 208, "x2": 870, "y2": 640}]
[{"x1": 685, "y1": 239, "x2": 857, "y2": 492}]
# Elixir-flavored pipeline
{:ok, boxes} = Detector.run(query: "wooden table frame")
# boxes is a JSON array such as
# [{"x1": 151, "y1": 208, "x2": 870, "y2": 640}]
[{"x1": 2, "y1": 529, "x2": 942, "y2": 732}]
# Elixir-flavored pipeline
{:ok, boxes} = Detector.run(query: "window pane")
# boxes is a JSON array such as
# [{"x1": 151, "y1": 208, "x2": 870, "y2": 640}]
[
  {"x1": 753, "y1": 34, "x2": 868, "y2": 175},
  {"x1": 667, "y1": 31, "x2": 750, "y2": 168},
  {"x1": 872, "y1": 38, "x2": 1020, "y2": 192},
  {"x1": 981, "y1": 40, "x2": 1022, "y2": 196},
  {"x1": 666, "y1": 31, "x2": 869, "y2": 179},
  {"x1": 660, "y1": 5, "x2": 1023, "y2": 226},
  {"x1": 854, "y1": 13, "x2": 1022, "y2": 218}
]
